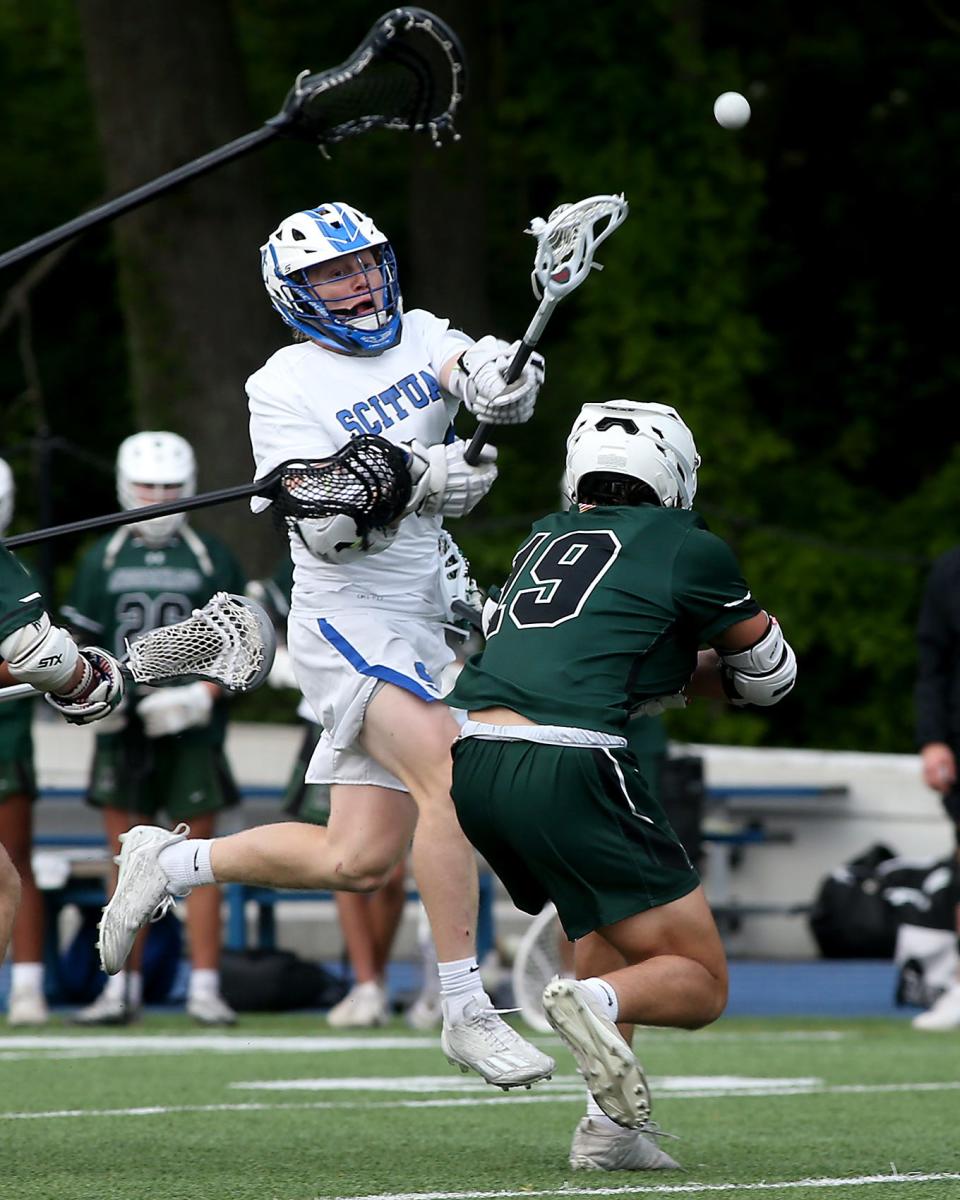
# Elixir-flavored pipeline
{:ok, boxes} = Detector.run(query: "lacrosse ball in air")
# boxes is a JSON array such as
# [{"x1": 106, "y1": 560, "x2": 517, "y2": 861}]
[{"x1": 713, "y1": 91, "x2": 751, "y2": 129}]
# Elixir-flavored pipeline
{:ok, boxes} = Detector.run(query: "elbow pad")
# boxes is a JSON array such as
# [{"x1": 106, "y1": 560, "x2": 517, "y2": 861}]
[
  {"x1": 294, "y1": 514, "x2": 399, "y2": 564},
  {"x1": 719, "y1": 617, "x2": 797, "y2": 707},
  {"x1": 0, "y1": 612, "x2": 79, "y2": 692}
]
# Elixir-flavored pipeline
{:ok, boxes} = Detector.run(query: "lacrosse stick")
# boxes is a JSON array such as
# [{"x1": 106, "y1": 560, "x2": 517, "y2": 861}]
[
  {"x1": 463, "y1": 194, "x2": 629, "y2": 465},
  {"x1": 0, "y1": 592, "x2": 276, "y2": 705},
  {"x1": 4, "y1": 435, "x2": 412, "y2": 550},
  {"x1": 511, "y1": 902, "x2": 573, "y2": 1033},
  {"x1": 0, "y1": 7, "x2": 465, "y2": 272}
]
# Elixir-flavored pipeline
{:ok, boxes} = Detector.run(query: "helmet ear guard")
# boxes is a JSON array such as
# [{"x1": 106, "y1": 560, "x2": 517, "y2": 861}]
[
  {"x1": 261, "y1": 201, "x2": 402, "y2": 356},
  {"x1": 563, "y1": 400, "x2": 700, "y2": 509}
]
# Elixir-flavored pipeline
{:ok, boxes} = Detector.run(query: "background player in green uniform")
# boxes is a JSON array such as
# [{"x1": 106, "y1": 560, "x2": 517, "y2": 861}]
[
  {"x1": 0, "y1": 482, "x2": 125, "y2": 976},
  {"x1": 62, "y1": 433, "x2": 246, "y2": 1026},
  {"x1": 447, "y1": 400, "x2": 798, "y2": 1172}
]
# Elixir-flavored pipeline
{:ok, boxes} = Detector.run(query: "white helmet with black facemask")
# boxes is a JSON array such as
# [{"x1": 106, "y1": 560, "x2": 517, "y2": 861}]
[
  {"x1": 116, "y1": 432, "x2": 196, "y2": 548},
  {"x1": 0, "y1": 458, "x2": 14, "y2": 537},
  {"x1": 563, "y1": 400, "x2": 700, "y2": 510},
  {"x1": 260, "y1": 202, "x2": 402, "y2": 356}
]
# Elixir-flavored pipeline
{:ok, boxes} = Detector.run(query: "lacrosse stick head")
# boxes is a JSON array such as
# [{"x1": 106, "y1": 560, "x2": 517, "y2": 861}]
[
  {"x1": 125, "y1": 593, "x2": 277, "y2": 693},
  {"x1": 528, "y1": 194, "x2": 629, "y2": 301},
  {"x1": 268, "y1": 435, "x2": 413, "y2": 543},
  {"x1": 273, "y1": 8, "x2": 466, "y2": 150}
]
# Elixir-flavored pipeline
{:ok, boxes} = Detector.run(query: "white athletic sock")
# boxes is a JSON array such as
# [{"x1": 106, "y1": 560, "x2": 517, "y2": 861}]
[
  {"x1": 586, "y1": 1091, "x2": 625, "y2": 1131},
  {"x1": 438, "y1": 956, "x2": 485, "y2": 1022},
  {"x1": 10, "y1": 962, "x2": 43, "y2": 993},
  {"x1": 578, "y1": 976, "x2": 620, "y2": 1022},
  {"x1": 188, "y1": 968, "x2": 220, "y2": 1000},
  {"x1": 158, "y1": 838, "x2": 215, "y2": 894}
]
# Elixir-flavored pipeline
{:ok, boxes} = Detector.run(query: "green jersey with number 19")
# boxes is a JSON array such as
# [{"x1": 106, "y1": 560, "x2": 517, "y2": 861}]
[{"x1": 446, "y1": 504, "x2": 761, "y2": 736}]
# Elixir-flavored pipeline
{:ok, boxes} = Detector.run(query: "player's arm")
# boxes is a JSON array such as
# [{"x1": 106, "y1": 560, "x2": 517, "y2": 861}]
[
  {"x1": 0, "y1": 613, "x2": 124, "y2": 724},
  {"x1": 687, "y1": 611, "x2": 797, "y2": 707}
]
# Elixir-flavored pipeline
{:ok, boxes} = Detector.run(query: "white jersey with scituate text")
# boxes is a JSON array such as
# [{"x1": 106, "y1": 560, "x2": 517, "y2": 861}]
[{"x1": 247, "y1": 309, "x2": 472, "y2": 618}]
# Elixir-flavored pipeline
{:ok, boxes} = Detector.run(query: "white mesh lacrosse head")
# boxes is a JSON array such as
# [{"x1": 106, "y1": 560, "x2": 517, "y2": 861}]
[
  {"x1": 511, "y1": 903, "x2": 572, "y2": 1033},
  {"x1": 124, "y1": 593, "x2": 277, "y2": 692},
  {"x1": 528, "y1": 193, "x2": 629, "y2": 300}
]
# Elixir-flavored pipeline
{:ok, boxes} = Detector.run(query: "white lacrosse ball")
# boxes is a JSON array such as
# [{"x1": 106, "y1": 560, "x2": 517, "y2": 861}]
[{"x1": 713, "y1": 91, "x2": 751, "y2": 129}]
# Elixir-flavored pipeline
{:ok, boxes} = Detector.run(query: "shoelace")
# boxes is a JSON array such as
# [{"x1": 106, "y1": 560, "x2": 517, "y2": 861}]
[
  {"x1": 467, "y1": 1004, "x2": 534, "y2": 1051},
  {"x1": 638, "y1": 1119, "x2": 680, "y2": 1143}
]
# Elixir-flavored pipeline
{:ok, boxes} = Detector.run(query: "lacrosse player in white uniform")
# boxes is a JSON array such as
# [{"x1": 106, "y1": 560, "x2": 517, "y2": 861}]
[{"x1": 98, "y1": 201, "x2": 554, "y2": 1089}]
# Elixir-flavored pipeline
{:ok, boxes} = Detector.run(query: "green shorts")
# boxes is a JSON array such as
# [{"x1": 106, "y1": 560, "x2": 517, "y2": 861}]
[
  {"x1": 0, "y1": 756, "x2": 36, "y2": 803},
  {"x1": 283, "y1": 722, "x2": 331, "y2": 827},
  {"x1": 0, "y1": 709, "x2": 35, "y2": 802},
  {"x1": 87, "y1": 731, "x2": 239, "y2": 821},
  {"x1": 451, "y1": 735, "x2": 699, "y2": 941}
]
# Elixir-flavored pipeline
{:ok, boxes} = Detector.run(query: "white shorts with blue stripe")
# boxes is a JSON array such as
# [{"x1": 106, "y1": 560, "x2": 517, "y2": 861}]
[{"x1": 287, "y1": 608, "x2": 456, "y2": 791}]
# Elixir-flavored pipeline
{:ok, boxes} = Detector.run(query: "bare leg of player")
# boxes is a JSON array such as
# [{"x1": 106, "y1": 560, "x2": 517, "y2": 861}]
[
  {"x1": 0, "y1": 795, "x2": 48, "y2": 1024},
  {"x1": 0, "y1": 843, "x2": 21, "y2": 964}
]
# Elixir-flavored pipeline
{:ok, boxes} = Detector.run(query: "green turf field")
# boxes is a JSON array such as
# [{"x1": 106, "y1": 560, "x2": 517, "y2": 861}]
[{"x1": 2, "y1": 1013, "x2": 958, "y2": 1200}]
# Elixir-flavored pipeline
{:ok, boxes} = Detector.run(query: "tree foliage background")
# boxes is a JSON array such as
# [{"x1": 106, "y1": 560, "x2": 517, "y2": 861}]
[{"x1": 0, "y1": 0, "x2": 957, "y2": 752}]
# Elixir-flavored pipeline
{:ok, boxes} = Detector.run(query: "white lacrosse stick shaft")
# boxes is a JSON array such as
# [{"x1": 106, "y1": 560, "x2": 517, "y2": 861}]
[
  {"x1": 0, "y1": 592, "x2": 275, "y2": 705},
  {"x1": 464, "y1": 193, "x2": 629, "y2": 465}
]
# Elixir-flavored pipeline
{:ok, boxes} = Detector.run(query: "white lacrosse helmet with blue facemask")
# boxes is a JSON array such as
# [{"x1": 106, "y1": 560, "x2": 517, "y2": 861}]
[
  {"x1": 0, "y1": 458, "x2": 14, "y2": 537},
  {"x1": 563, "y1": 400, "x2": 700, "y2": 510},
  {"x1": 261, "y1": 202, "x2": 402, "y2": 356},
  {"x1": 116, "y1": 431, "x2": 196, "y2": 548}
]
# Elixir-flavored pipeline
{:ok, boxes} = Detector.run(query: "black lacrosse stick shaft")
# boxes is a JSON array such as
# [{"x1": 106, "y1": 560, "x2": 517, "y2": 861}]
[
  {"x1": 3, "y1": 478, "x2": 270, "y2": 549},
  {"x1": 0, "y1": 124, "x2": 285, "y2": 274}
]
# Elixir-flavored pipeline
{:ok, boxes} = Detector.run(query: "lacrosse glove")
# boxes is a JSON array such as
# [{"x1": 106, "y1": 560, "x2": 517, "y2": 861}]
[
  {"x1": 451, "y1": 335, "x2": 545, "y2": 425},
  {"x1": 44, "y1": 647, "x2": 126, "y2": 726},
  {"x1": 137, "y1": 680, "x2": 215, "y2": 738}
]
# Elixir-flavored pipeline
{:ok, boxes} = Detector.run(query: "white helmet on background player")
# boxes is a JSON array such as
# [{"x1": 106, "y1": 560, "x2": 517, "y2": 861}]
[
  {"x1": 0, "y1": 458, "x2": 13, "y2": 537},
  {"x1": 261, "y1": 202, "x2": 402, "y2": 356},
  {"x1": 563, "y1": 400, "x2": 700, "y2": 510},
  {"x1": 116, "y1": 431, "x2": 196, "y2": 547}
]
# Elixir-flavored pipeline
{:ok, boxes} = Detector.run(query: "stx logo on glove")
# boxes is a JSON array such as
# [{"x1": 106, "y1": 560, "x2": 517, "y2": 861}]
[{"x1": 336, "y1": 370, "x2": 443, "y2": 438}]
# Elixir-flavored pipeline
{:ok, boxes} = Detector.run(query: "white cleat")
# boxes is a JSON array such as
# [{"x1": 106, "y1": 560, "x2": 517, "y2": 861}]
[
  {"x1": 405, "y1": 991, "x2": 443, "y2": 1032},
  {"x1": 440, "y1": 995, "x2": 555, "y2": 1089},
  {"x1": 6, "y1": 987, "x2": 50, "y2": 1027},
  {"x1": 98, "y1": 823, "x2": 191, "y2": 976},
  {"x1": 187, "y1": 992, "x2": 237, "y2": 1027},
  {"x1": 569, "y1": 1117, "x2": 680, "y2": 1171},
  {"x1": 912, "y1": 982, "x2": 960, "y2": 1031},
  {"x1": 327, "y1": 981, "x2": 389, "y2": 1029},
  {"x1": 71, "y1": 991, "x2": 141, "y2": 1027},
  {"x1": 542, "y1": 977, "x2": 650, "y2": 1129}
]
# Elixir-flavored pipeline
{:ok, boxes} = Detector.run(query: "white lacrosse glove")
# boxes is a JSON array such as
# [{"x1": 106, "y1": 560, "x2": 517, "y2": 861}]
[
  {"x1": 267, "y1": 644, "x2": 300, "y2": 690},
  {"x1": 403, "y1": 438, "x2": 498, "y2": 518},
  {"x1": 450, "y1": 335, "x2": 545, "y2": 426},
  {"x1": 438, "y1": 532, "x2": 483, "y2": 627},
  {"x1": 137, "y1": 681, "x2": 215, "y2": 738},
  {"x1": 44, "y1": 647, "x2": 126, "y2": 726}
]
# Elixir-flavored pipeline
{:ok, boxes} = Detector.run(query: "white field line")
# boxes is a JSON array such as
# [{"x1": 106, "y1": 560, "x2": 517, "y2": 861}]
[
  {"x1": 311, "y1": 1176, "x2": 960, "y2": 1200},
  {"x1": 3, "y1": 1079, "x2": 960, "y2": 1122},
  {"x1": 228, "y1": 1075, "x2": 822, "y2": 1095},
  {"x1": 0, "y1": 1028, "x2": 848, "y2": 1058}
]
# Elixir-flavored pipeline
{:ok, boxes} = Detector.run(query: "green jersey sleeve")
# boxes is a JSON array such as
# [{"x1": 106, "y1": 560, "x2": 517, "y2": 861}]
[
  {"x1": 673, "y1": 527, "x2": 761, "y2": 643},
  {"x1": 0, "y1": 547, "x2": 44, "y2": 643},
  {"x1": 61, "y1": 542, "x2": 110, "y2": 637}
]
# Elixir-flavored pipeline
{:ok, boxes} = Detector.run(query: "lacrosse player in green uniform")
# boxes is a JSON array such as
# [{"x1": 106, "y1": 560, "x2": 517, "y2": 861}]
[
  {"x1": 446, "y1": 400, "x2": 797, "y2": 1172},
  {"x1": 0, "y1": 501, "x2": 125, "y2": 975},
  {"x1": 61, "y1": 432, "x2": 246, "y2": 1026}
]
